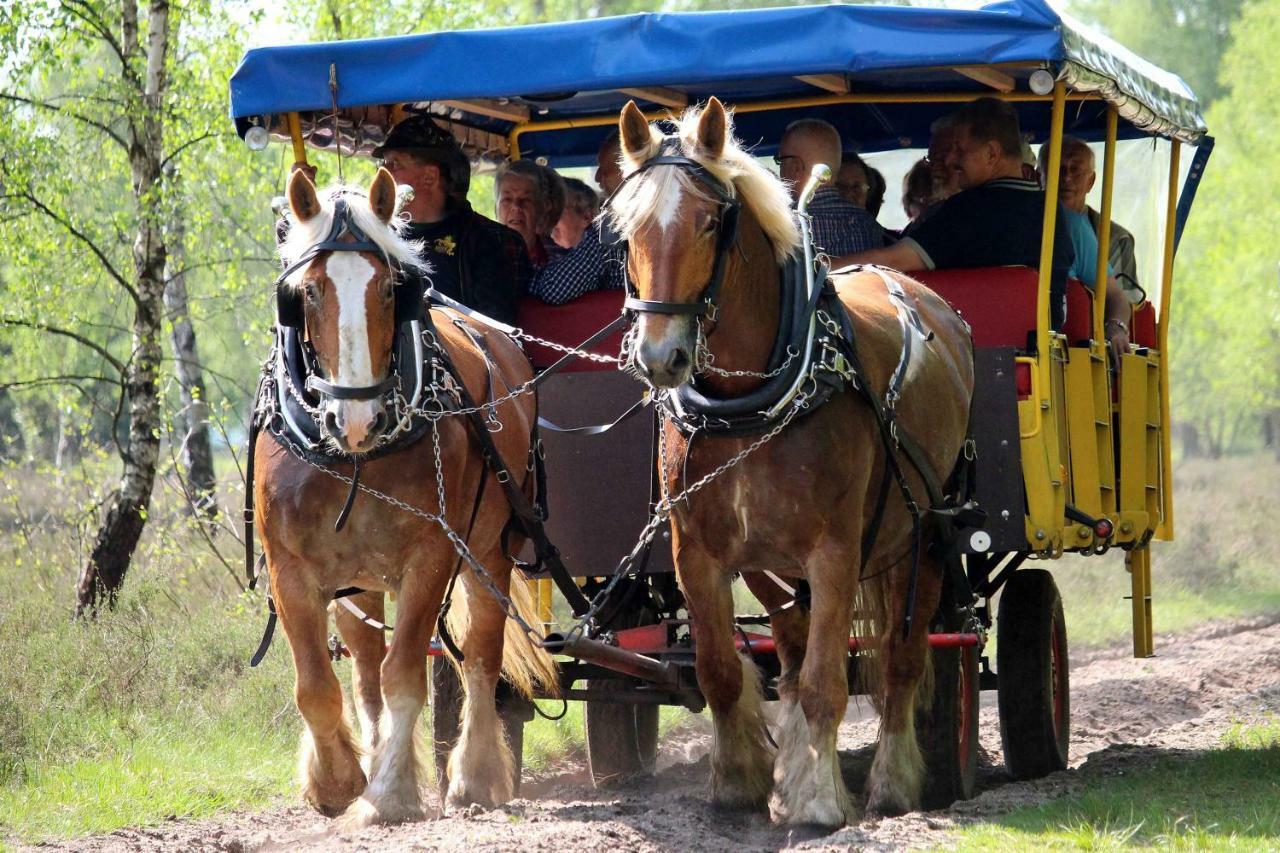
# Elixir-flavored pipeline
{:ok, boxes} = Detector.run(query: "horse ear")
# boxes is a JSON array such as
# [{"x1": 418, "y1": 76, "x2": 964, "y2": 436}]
[
  {"x1": 288, "y1": 168, "x2": 321, "y2": 223},
  {"x1": 696, "y1": 96, "x2": 727, "y2": 159},
  {"x1": 619, "y1": 100, "x2": 652, "y2": 161},
  {"x1": 369, "y1": 167, "x2": 397, "y2": 224}
]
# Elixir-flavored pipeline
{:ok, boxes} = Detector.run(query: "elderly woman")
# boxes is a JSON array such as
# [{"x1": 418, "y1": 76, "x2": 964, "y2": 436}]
[
  {"x1": 495, "y1": 159, "x2": 566, "y2": 269},
  {"x1": 552, "y1": 177, "x2": 600, "y2": 249}
]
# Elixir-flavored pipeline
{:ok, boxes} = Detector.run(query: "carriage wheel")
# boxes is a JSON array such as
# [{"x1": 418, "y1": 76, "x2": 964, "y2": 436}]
[
  {"x1": 997, "y1": 568, "x2": 1070, "y2": 779},
  {"x1": 584, "y1": 588, "x2": 660, "y2": 787},
  {"x1": 918, "y1": 611, "x2": 980, "y2": 808},
  {"x1": 429, "y1": 656, "x2": 526, "y2": 797}
]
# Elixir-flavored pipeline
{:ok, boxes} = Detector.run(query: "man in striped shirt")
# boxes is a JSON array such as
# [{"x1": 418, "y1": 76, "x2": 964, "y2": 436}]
[{"x1": 776, "y1": 119, "x2": 885, "y2": 255}]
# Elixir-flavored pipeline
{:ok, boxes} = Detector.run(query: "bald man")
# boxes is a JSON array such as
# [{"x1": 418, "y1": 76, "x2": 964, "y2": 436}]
[{"x1": 776, "y1": 118, "x2": 883, "y2": 255}]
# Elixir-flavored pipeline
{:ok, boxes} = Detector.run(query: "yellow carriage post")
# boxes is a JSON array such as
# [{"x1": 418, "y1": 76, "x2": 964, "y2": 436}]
[
  {"x1": 1063, "y1": 105, "x2": 1120, "y2": 544},
  {"x1": 1021, "y1": 80, "x2": 1069, "y2": 553},
  {"x1": 286, "y1": 111, "x2": 309, "y2": 168}
]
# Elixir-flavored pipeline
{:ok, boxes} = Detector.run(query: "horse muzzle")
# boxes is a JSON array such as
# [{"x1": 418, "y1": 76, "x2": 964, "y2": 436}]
[
  {"x1": 322, "y1": 399, "x2": 389, "y2": 454},
  {"x1": 633, "y1": 315, "x2": 696, "y2": 388}
]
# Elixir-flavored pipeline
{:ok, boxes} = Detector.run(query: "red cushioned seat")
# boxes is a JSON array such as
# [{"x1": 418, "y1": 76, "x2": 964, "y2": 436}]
[
  {"x1": 516, "y1": 290, "x2": 626, "y2": 372},
  {"x1": 913, "y1": 267, "x2": 1096, "y2": 349},
  {"x1": 1062, "y1": 278, "x2": 1094, "y2": 345},
  {"x1": 1132, "y1": 301, "x2": 1158, "y2": 349}
]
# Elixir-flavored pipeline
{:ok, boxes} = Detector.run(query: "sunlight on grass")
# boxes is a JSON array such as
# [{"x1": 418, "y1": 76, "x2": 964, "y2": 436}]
[{"x1": 951, "y1": 719, "x2": 1280, "y2": 851}]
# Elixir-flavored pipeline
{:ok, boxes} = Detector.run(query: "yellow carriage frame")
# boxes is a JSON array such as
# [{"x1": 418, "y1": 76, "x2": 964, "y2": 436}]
[{"x1": 278, "y1": 80, "x2": 1182, "y2": 660}]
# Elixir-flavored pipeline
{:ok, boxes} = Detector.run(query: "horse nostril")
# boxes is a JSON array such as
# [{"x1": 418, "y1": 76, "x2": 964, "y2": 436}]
[
  {"x1": 371, "y1": 410, "x2": 387, "y2": 435},
  {"x1": 668, "y1": 347, "x2": 691, "y2": 374},
  {"x1": 323, "y1": 410, "x2": 340, "y2": 435}
]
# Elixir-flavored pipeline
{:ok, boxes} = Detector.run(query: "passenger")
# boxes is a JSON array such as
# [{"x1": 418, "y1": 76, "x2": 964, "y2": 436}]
[
  {"x1": 552, "y1": 177, "x2": 600, "y2": 250},
  {"x1": 527, "y1": 133, "x2": 626, "y2": 305},
  {"x1": 374, "y1": 115, "x2": 531, "y2": 324},
  {"x1": 866, "y1": 165, "x2": 886, "y2": 219},
  {"x1": 926, "y1": 114, "x2": 962, "y2": 202},
  {"x1": 1037, "y1": 138, "x2": 1135, "y2": 360},
  {"x1": 1052, "y1": 136, "x2": 1145, "y2": 305},
  {"x1": 834, "y1": 152, "x2": 872, "y2": 209},
  {"x1": 901, "y1": 158, "x2": 934, "y2": 224},
  {"x1": 495, "y1": 159, "x2": 566, "y2": 270},
  {"x1": 901, "y1": 116, "x2": 963, "y2": 235},
  {"x1": 829, "y1": 97, "x2": 1075, "y2": 330},
  {"x1": 776, "y1": 118, "x2": 884, "y2": 253}
]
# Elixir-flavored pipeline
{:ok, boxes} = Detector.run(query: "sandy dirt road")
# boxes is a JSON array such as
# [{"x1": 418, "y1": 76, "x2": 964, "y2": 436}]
[{"x1": 37, "y1": 614, "x2": 1280, "y2": 852}]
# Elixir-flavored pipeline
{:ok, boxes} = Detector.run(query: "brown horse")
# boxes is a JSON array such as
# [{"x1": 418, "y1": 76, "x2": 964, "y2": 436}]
[
  {"x1": 610, "y1": 99, "x2": 974, "y2": 824},
  {"x1": 255, "y1": 168, "x2": 556, "y2": 826}
]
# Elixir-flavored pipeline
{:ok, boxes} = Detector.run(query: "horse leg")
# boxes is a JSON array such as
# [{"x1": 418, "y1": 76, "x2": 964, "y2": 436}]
[
  {"x1": 344, "y1": 563, "x2": 448, "y2": 826},
  {"x1": 866, "y1": 553, "x2": 944, "y2": 816},
  {"x1": 740, "y1": 571, "x2": 809, "y2": 703},
  {"x1": 445, "y1": 551, "x2": 518, "y2": 810},
  {"x1": 272, "y1": 564, "x2": 367, "y2": 817},
  {"x1": 334, "y1": 591, "x2": 388, "y2": 772},
  {"x1": 770, "y1": 547, "x2": 857, "y2": 827},
  {"x1": 685, "y1": 559, "x2": 774, "y2": 810}
]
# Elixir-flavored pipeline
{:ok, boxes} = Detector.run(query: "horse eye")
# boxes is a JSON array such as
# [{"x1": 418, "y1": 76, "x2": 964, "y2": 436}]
[
  {"x1": 701, "y1": 216, "x2": 718, "y2": 236},
  {"x1": 304, "y1": 283, "x2": 317, "y2": 300}
]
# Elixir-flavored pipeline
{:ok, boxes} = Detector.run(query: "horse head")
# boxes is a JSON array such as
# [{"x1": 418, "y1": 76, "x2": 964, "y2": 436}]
[
  {"x1": 281, "y1": 168, "x2": 419, "y2": 454},
  {"x1": 610, "y1": 97, "x2": 799, "y2": 388}
]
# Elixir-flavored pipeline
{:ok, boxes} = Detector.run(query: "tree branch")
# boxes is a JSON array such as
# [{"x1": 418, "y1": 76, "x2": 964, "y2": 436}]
[
  {"x1": 0, "y1": 317, "x2": 127, "y2": 375},
  {"x1": 59, "y1": 0, "x2": 135, "y2": 85},
  {"x1": 1, "y1": 374, "x2": 121, "y2": 391},
  {"x1": 0, "y1": 93, "x2": 128, "y2": 150},
  {"x1": 15, "y1": 191, "x2": 140, "y2": 304},
  {"x1": 163, "y1": 255, "x2": 277, "y2": 284}
]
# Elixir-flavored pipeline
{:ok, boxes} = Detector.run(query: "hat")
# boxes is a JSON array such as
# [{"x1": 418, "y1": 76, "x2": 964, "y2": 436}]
[{"x1": 371, "y1": 115, "x2": 460, "y2": 159}]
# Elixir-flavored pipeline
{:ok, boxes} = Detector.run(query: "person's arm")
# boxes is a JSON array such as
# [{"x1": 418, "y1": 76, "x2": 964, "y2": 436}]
[
  {"x1": 1103, "y1": 274, "x2": 1131, "y2": 368},
  {"x1": 528, "y1": 225, "x2": 608, "y2": 304},
  {"x1": 829, "y1": 239, "x2": 925, "y2": 273}
]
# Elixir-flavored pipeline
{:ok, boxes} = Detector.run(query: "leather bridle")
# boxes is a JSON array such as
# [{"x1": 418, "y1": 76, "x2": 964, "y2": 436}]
[
  {"x1": 274, "y1": 196, "x2": 423, "y2": 403},
  {"x1": 610, "y1": 141, "x2": 742, "y2": 323}
]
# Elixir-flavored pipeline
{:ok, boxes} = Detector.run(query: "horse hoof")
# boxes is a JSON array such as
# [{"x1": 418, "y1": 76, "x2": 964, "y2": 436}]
[
  {"x1": 769, "y1": 792, "x2": 851, "y2": 828},
  {"x1": 340, "y1": 795, "x2": 427, "y2": 828},
  {"x1": 865, "y1": 787, "x2": 914, "y2": 819}
]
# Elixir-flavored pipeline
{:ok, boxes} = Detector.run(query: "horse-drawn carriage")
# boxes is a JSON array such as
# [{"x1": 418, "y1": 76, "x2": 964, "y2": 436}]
[{"x1": 230, "y1": 0, "x2": 1209, "y2": 827}]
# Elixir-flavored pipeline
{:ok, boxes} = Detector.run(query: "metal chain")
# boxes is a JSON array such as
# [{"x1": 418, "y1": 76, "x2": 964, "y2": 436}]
[
  {"x1": 508, "y1": 327, "x2": 620, "y2": 365},
  {"x1": 700, "y1": 344, "x2": 801, "y2": 379}
]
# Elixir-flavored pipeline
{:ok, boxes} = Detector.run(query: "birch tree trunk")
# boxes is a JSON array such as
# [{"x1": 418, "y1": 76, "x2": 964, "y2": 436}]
[
  {"x1": 76, "y1": 0, "x2": 172, "y2": 615},
  {"x1": 162, "y1": 165, "x2": 217, "y2": 518}
]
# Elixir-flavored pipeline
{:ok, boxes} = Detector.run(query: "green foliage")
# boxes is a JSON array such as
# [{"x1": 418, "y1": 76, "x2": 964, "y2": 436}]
[
  {"x1": 1167, "y1": 0, "x2": 1280, "y2": 453},
  {"x1": 1068, "y1": 0, "x2": 1245, "y2": 107}
]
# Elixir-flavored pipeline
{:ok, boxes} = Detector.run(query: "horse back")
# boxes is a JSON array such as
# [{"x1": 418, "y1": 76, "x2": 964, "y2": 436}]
[{"x1": 830, "y1": 267, "x2": 975, "y2": 473}]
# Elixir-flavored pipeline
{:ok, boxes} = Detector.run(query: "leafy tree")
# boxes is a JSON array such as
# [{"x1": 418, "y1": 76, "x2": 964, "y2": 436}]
[
  {"x1": 1170, "y1": 0, "x2": 1280, "y2": 454},
  {"x1": 1068, "y1": 0, "x2": 1245, "y2": 106},
  {"x1": 0, "y1": 1, "x2": 277, "y2": 612}
]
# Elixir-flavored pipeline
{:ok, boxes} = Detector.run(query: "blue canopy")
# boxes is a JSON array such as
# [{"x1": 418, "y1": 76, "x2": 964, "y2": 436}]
[{"x1": 229, "y1": 0, "x2": 1207, "y2": 163}]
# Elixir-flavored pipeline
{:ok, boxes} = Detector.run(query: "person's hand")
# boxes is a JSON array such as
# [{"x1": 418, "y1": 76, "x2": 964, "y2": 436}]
[{"x1": 1105, "y1": 319, "x2": 1130, "y2": 372}]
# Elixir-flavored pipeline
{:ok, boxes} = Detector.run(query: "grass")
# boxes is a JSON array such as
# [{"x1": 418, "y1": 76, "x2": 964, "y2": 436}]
[
  {"x1": 950, "y1": 717, "x2": 1280, "y2": 851},
  {"x1": 0, "y1": 448, "x2": 1277, "y2": 844}
]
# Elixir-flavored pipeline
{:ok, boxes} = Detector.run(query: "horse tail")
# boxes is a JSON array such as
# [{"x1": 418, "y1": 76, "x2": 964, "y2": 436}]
[
  {"x1": 500, "y1": 573, "x2": 561, "y2": 698},
  {"x1": 443, "y1": 570, "x2": 560, "y2": 700},
  {"x1": 850, "y1": 560, "x2": 936, "y2": 716}
]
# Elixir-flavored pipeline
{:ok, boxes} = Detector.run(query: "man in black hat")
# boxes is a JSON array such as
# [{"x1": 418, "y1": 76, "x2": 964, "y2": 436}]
[{"x1": 374, "y1": 115, "x2": 531, "y2": 324}]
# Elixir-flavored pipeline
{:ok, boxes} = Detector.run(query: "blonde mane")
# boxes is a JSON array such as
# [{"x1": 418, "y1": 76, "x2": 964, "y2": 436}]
[
  {"x1": 609, "y1": 104, "x2": 800, "y2": 262},
  {"x1": 277, "y1": 184, "x2": 427, "y2": 286}
]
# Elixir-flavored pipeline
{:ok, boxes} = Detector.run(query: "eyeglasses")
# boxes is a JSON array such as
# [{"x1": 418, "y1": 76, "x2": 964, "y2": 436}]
[{"x1": 772, "y1": 154, "x2": 801, "y2": 166}]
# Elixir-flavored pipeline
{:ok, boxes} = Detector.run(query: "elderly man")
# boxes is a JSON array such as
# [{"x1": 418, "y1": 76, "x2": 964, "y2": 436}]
[
  {"x1": 776, "y1": 118, "x2": 883, "y2": 254},
  {"x1": 830, "y1": 98, "x2": 1078, "y2": 330},
  {"x1": 528, "y1": 133, "x2": 627, "y2": 305},
  {"x1": 496, "y1": 159, "x2": 566, "y2": 270},
  {"x1": 374, "y1": 115, "x2": 530, "y2": 324},
  {"x1": 1054, "y1": 136, "x2": 1144, "y2": 305}
]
